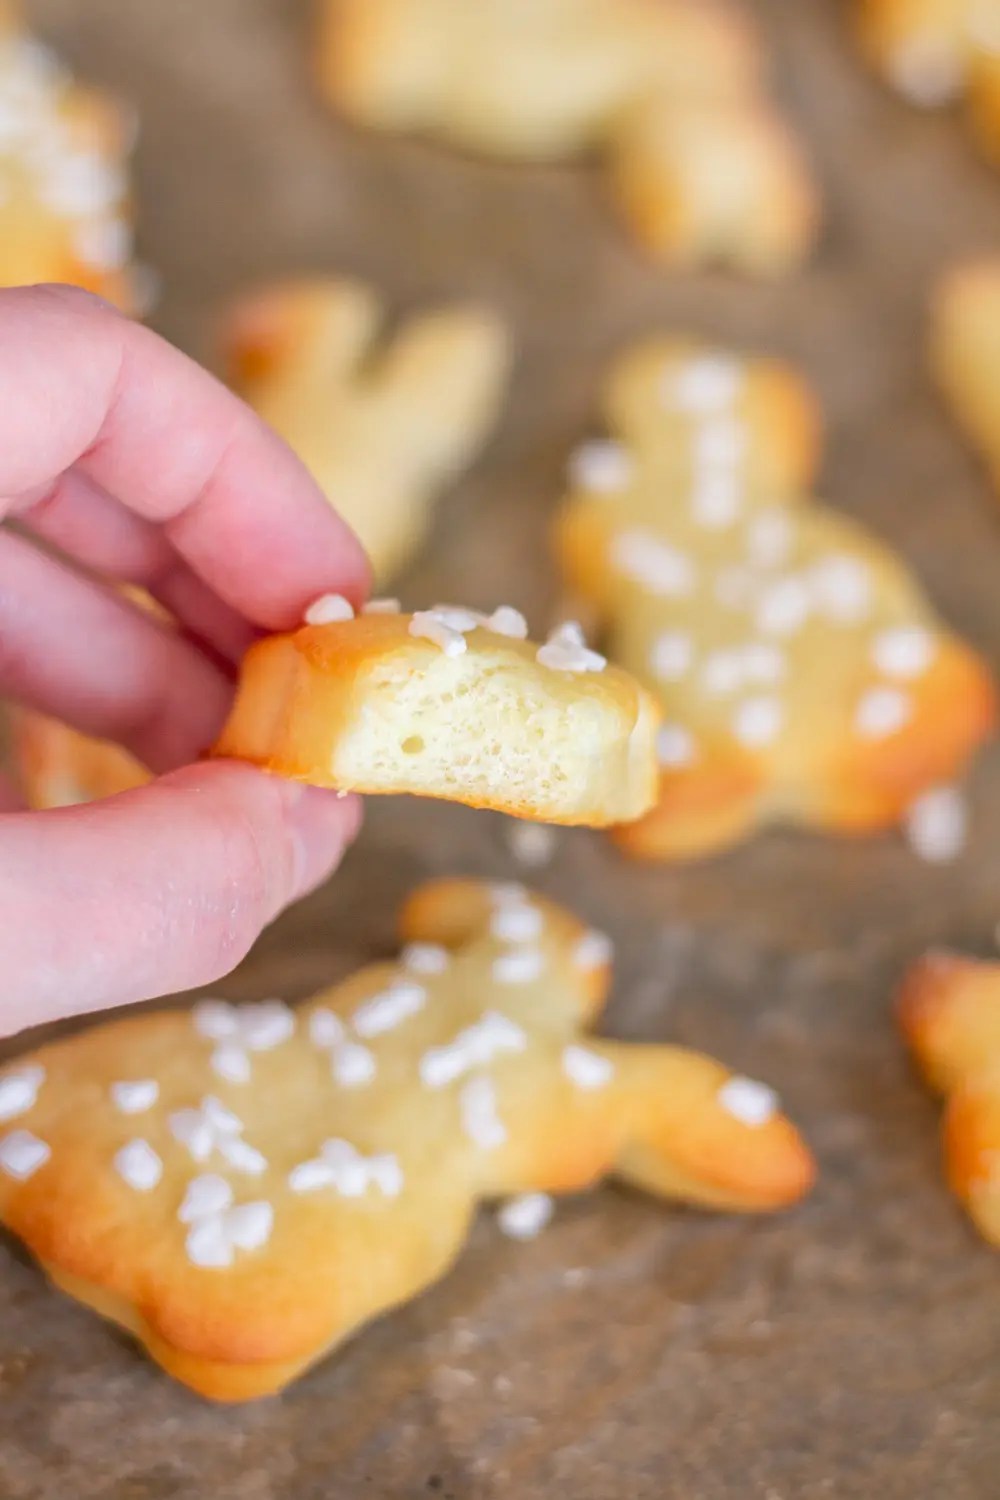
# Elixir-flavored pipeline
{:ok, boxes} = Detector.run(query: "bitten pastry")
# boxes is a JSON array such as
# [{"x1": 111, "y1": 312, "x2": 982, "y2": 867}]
[
  {"x1": 0, "y1": 0, "x2": 140, "y2": 308},
  {"x1": 553, "y1": 336, "x2": 996, "y2": 860},
  {"x1": 319, "y1": 0, "x2": 819, "y2": 273},
  {"x1": 213, "y1": 598, "x2": 660, "y2": 826},
  {"x1": 931, "y1": 258, "x2": 1000, "y2": 495},
  {"x1": 223, "y1": 278, "x2": 512, "y2": 583},
  {"x1": 854, "y1": 0, "x2": 1000, "y2": 167},
  {"x1": 898, "y1": 950, "x2": 1000, "y2": 1248},
  {"x1": 0, "y1": 877, "x2": 815, "y2": 1400}
]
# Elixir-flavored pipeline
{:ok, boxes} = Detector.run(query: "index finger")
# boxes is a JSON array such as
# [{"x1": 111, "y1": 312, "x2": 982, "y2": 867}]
[{"x1": 0, "y1": 285, "x2": 371, "y2": 629}]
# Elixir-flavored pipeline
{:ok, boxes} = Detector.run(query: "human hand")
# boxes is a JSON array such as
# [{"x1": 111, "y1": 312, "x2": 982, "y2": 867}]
[{"x1": 0, "y1": 285, "x2": 371, "y2": 1035}]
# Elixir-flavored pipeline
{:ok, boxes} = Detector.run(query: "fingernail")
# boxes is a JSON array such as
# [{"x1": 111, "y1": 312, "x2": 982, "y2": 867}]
[{"x1": 283, "y1": 783, "x2": 362, "y2": 899}]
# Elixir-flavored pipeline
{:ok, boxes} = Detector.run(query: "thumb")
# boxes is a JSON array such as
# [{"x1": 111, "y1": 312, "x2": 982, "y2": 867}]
[{"x1": 0, "y1": 762, "x2": 361, "y2": 1034}]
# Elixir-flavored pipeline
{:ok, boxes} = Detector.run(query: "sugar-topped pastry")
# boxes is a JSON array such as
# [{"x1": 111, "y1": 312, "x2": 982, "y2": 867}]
[
  {"x1": 212, "y1": 600, "x2": 661, "y2": 826},
  {"x1": 898, "y1": 949, "x2": 1000, "y2": 1249},
  {"x1": 222, "y1": 278, "x2": 512, "y2": 583},
  {"x1": 319, "y1": 0, "x2": 819, "y2": 274},
  {"x1": 0, "y1": 0, "x2": 140, "y2": 308},
  {"x1": 855, "y1": 0, "x2": 1000, "y2": 168},
  {"x1": 0, "y1": 877, "x2": 814, "y2": 1400},
  {"x1": 931, "y1": 257, "x2": 1000, "y2": 496},
  {"x1": 553, "y1": 335, "x2": 996, "y2": 860}
]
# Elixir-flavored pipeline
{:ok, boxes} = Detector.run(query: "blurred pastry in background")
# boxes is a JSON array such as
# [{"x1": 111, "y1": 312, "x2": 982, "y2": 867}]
[
  {"x1": 214, "y1": 598, "x2": 660, "y2": 828},
  {"x1": 0, "y1": 876, "x2": 814, "y2": 1400},
  {"x1": 0, "y1": 0, "x2": 141, "y2": 309},
  {"x1": 931, "y1": 257, "x2": 1000, "y2": 493},
  {"x1": 318, "y1": 0, "x2": 820, "y2": 274},
  {"x1": 855, "y1": 0, "x2": 1000, "y2": 167},
  {"x1": 898, "y1": 949, "x2": 1000, "y2": 1249},
  {"x1": 9, "y1": 584, "x2": 163, "y2": 810},
  {"x1": 553, "y1": 336, "x2": 996, "y2": 861},
  {"x1": 222, "y1": 278, "x2": 512, "y2": 583}
]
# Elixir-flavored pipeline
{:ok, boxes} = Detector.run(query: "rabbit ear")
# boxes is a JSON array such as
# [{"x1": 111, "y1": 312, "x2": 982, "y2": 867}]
[
  {"x1": 608, "y1": 1046, "x2": 815, "y2": 1213},
  {"x1": 898, "y1": 952, "x2": 1000, "y2": 1097},
  {"x1": 398, "y1": 878, "x2": 614, "y2": 1025}
]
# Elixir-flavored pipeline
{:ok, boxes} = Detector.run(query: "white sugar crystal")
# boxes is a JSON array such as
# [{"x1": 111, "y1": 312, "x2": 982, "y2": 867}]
[
  {"x1": 905, "y1": 786, "x2": 967, "y2": 865},
  {"x1": 210, "y1": 1043, "x2": 251, "y2": 1085},
  {"x1": 855, "y1": 685, "x2": 910, "y2": 739},
  {"x1": 225, "y1": 1201, "x2": 273, "y2": 1253},
  {"x1": 239, "y1": 1000, "x2": 295, "y2": 1051},
  {"x1": 889, "y1": 39, "x2": 964, "y2": 105},
  {"x1": 0, "y1": 1129, "x2": 50, "y2": 1180},
  {"x1": 656, "y1": 724, "x2": 696, "y2": 768},
  {"x1": 218, "y1": 1136, "x2": 268, "y2": 1176},
  {"x1": 649, "y1": 630, "x2": 693, "y2": 682},
  {"x1": 505, "y1": 821, "x2": 558, "y2": 868},
  {"x1": 168, "y1": 1109, "x2": 214, "y2": 1162},
  {"x1": 309, "y1": 1008, "x2": 345, "y2": 1048},
  {"x1": 73, "y1": 216, "x2": 131, "y2": 272},
  {"x1": 668, "y1": 354, "x2": 744, "y2": 415},
  {"x1": 304, "y1": 592, "x2": 355, "y2": 626},
  {"x1": 362, "y1": 596, "x2": 401, "y2": 614},
  {"x1": 491, "y1": 904, "x2": 544, "y2": 944},
  {"x1": 574, "y1": 930, "x2": 613, "y2": 970},
  {"x1": 810, "y1": 555, "x2": 871, "y2": 624},
  {"x1": 742, "y1": 641, "x2": 786, "y2": 683},
  {"x1": 179, "y1": 1173, "x2": 233, "y2": 1223},
  {"x1": 486, "y1": 605, "x2": 529, "y2": 639},
  {"x1": 612, "y1": 531, "x2": 695, "y2": 597},
  {"x1": 332, "y1": 1041, "x2": 376, "y2": 1087},
  {"x1": 746, "y1": 510, "x2": 793, "y2": 569},
  {"x1": 0, "y1": 1067, "x2": 44, "y2": 1122},
  {"x1": 568, "y1": 439, "x2": 633, "y2": 494},
  {"x1": 756, "y1": 577, "x2": 810, "y2": 636},
  {"x1": 402, "y1": 942, "x2": 451, "y2": 975},
  {"x1": 497, "y1": 1192, "x2": 554, "y2": 1241},
  {"x1": 493, "y1": 949, "x2": 545, "y2": 984},
  {"x1": 694, "y1": 416, "x2": 746, "y2": 468},
  {"x1": 289, "y1": 1158, "x2": 335, "y2": 1193},
  {"x1": 430, "y1": 605, "x2": 483, "y2": 633},
  {"x1": 420, "y1": 1011, "x2": 527, "y2": 1088},
  {"x1": 536, "y1": 621, "x2": 606, "y2": 673},
  {"x1": 491, "y1": 881, "x2": 529, "y2": 906},
  {"x1": 185, "y1": 1217, "x2": 233, "y2": 1269},
  {"x1": 114, "y1": 1139, "x2": 162, "y2": 1192},
  {"x1": 352, "y1": 980, "x2": 426, "y2": 1038},
  {"x1": 192, "y1": 999, "x2": 238, "y2": 1040},
  {"x1": 691, "y1": 468, "x2": 743, "y2": 529},
  {"x1": 702, "y1": 649, "x2": 746, "y2": 697},
  {"x1": 562, "y1": 1045, "x2": 614, "y2": 1090},
  {"x1": 718, "y1": 1076, "x2": 778, "y2": 1127},
  {"x1": 110, "y1": 1079, "x2": 159, "y2": 1115},
  {"x1": 733, "y1": 696, "x2": 784, "y2": 748},
  {"x1": 409, "y1": 610, "x2": 468, "y2": 657},
  {"x1": 872, "y1": 625, "x2": 937, "y2": 680},
  {"x1": 201, "y1": 1096, "x2": 243, "y2": 1135},
  {"x1": 368, "y1": 1153, "x2": 404, "y2": 1197},
  {"x1": 460, "y1": 1075, "x2": 507, "y2": 1150}
]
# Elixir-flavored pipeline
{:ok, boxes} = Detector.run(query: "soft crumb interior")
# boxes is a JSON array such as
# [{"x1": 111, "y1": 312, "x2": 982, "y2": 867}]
[{"x1": 332, "y1": 650, "x2": 619, "y2": 815}]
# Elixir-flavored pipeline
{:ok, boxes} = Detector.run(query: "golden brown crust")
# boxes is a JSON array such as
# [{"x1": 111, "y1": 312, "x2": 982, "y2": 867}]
[
  {"x1": 212, "y1": 607, "x2": 661, "y2": 827},
  {"x1": 931, "y1": 257, "x2": 1000, "y2": 493},
  {"x1": 897, "y1": 951, "x2": 1000, "y2": 1247},
  {"x1": 554, "y1": 335, "x2": 997, "y2": 861},
  {"x1": 0, "y1": 877, "x2": 814, "y2": 1399}
]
